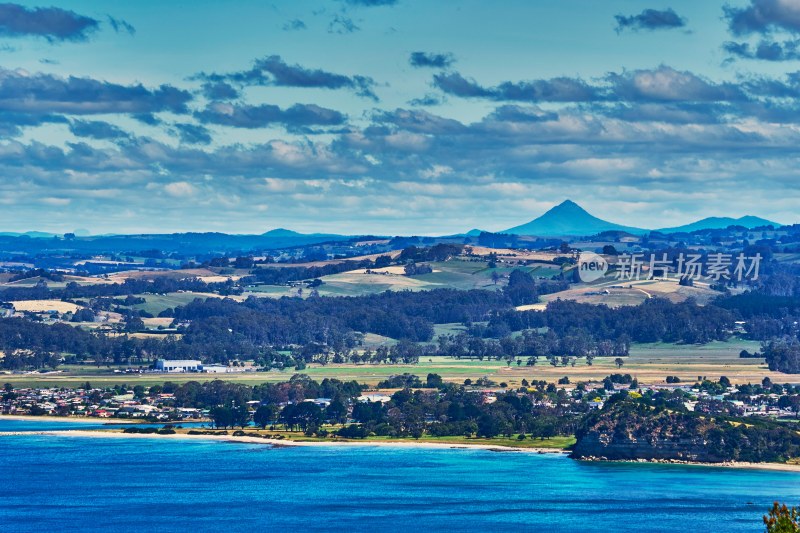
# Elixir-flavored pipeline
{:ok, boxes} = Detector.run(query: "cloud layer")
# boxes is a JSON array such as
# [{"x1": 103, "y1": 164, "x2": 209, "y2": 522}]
[
  {"x1": 615, "y1": 8, "x2": 687, "y2": 33},
  {"x1": 0, "y1": 3, "x2": 99, "y2": 42},
  {"x1": 0, "y1": 67, "x2": 191, "y2": 114},
  {"x1": 0, "y1": 2, "x2": 799, "y2": 234},
  {"x1": 409, "y1": 52, "x2": 454, "y2": 68},
  {"x1": 195, "y1": 102, "x2": 346, "y2": 131},
  {"x1": 198, "y1": 55, "x2": 378, "y2": 100},
  {"x1": 725, "y1": 0, "x2": 800, "y2": 36}
]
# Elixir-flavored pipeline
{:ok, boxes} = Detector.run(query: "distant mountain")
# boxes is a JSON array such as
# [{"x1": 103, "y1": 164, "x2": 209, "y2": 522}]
[
  {"x1": 502, "y1": 200, "x2": 647, "y2": 236},
  {"x1": 442, "y1": 228, "x2": 485, "y2": 238},
  {"x1": 261, "y1": 228, "x2": 349, "y2": 240},
  {"x1": 262, "y1": 228, "x2": 304, "y2": 237},
  {"x1": 656, "y1": 216, "x2": 779, "y2": 234}
]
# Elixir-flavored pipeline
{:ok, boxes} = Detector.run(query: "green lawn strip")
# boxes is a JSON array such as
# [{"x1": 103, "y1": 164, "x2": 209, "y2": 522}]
[{"x1": 191, "y1": 427, "x2": 575, "y2": 450}]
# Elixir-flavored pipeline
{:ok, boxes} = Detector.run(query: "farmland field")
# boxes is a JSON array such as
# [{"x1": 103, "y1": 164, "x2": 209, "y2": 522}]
[
  {"x1": 131, "y1": 292, "x2": 242, "y2": 315},
  {"x1": 1, "y1": 338, "x2": 789, "y2": 388},
  {"x1": 531, "y1": 275, "x2": 721, "y2": 308},
  {"x1": 11, "y1": 300, "x2": 82, "y2": 313},
  {"x1": 241, "y1": 259, "x2": 546, "y2": 298}
]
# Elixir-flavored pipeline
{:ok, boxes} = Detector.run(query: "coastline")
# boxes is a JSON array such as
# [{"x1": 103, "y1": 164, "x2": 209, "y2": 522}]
[
  {"x1": 574, "y1": 457, "x2": 800, "y2": 473},
  {"x1": 3, "y1": 428, "x2": 800, "y2": 472},
  {"x1": 0, "y1": 428, "x2": 568, "y2": 454}
]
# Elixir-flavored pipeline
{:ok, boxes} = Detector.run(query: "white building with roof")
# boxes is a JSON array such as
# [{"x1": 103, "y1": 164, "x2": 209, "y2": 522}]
[{"x1": 156, "y1": 360, "x2": 201, "y2": 372}]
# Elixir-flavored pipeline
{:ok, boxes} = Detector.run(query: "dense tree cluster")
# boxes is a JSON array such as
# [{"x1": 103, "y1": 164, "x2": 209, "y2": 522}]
[
  {"x1": 436, "y1": 329, "x2": 628, "y2": 365},
  {"x1": 403, "y1": 263, "x2": 433, "y2": 276},
  {"x1": 172, "y1": 289, "x2": 513, "y2": 347},
  {"x1": 716, "y1": 292, "x2": 800, "y2": 319},
  {"x1": 346, "y1": 384, "x2": 583, "y2": 440},
  {"x1": 241, "y1": 261, "x2": 365, "y2": 285},
  {"x1": 751, "y1": 261, "x2": 800, "y2": 297},
  {"x1": 8, "y1": 269, "x2": 67, "y2": 282},
  {"x1": 761, "y1": 337, "x2": 800, "y2": 374},
  {"x1": 396, "y1": 244, "x2": 464, "y2": 263},
  {"x1": 503, "y1": 269, "x2": 569, "y2": 306},
  {"x1": 714, "y1": 291, "x2": 800, "y2": 341},
  {"x1": 164, "y1": 375, "x2": 365, "y2": 409},
  {"x1": 477, "y1": 298, "x2": 733, "y2": 344},
  {"x1": 0, "y1": 317, "x2": 157, "y2": 369}
]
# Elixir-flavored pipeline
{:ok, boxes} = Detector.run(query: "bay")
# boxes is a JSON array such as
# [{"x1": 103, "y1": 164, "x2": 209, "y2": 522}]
[{"x1": 2, "y1": 420, "x2": 800, "y2": 532}]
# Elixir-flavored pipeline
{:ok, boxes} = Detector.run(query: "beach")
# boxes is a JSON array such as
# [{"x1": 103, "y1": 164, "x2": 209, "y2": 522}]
[
  {"x1": 4, "y1": 427, "x2": 800, "y2": 473},
  {"x1": 0, "y1": 428, "x2": 569, "y2": 454}
]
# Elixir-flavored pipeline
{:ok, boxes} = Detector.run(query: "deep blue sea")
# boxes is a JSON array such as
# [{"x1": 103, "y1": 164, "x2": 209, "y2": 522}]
[{"x1": 2, "y1": 420, "x2": 800, "y2": 532}]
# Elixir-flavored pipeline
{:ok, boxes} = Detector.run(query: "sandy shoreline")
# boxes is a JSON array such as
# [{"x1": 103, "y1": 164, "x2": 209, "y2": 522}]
[{"x1": 0, "y1": 429, "x2": 568, "y2": 454}]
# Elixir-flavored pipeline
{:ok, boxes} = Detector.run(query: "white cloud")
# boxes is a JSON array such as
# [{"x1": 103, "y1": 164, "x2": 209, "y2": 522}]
[{"x1": 164, "y1": 181, "x2": 197, "y2": 197}]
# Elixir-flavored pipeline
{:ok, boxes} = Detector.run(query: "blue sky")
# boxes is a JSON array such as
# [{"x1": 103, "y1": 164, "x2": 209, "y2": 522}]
[{"x1": 1, "y1": 0, "x2": 800, "y2": 234}]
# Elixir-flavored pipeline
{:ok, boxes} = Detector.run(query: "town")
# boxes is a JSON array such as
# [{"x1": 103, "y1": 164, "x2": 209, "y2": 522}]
[{"x1": 3, "y1": 372, "x2": 798, "y2": 430}]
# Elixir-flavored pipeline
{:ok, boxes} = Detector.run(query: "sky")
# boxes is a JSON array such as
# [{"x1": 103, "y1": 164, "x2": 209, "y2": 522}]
[{"x1": 1, "y1": 0, "x2": 800, "y2": 235}]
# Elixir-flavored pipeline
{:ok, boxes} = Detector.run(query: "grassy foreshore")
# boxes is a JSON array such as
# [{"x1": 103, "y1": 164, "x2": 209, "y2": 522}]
[{"x1": 0, "y1": 414, "x2": 573, "y2": 448}]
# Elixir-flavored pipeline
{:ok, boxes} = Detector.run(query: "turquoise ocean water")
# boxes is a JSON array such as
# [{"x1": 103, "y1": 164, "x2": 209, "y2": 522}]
[{"x1": 2, "y1": 419, "x2": 800, "y2": 532}]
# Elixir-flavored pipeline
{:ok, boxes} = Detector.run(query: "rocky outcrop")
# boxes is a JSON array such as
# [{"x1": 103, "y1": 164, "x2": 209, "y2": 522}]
[
  {"x1": 571, "y1": 431, "x2": 724, "y2": 462},
  {"x1": 571, "y1": 396, "x2": 800, "y2": 464}
]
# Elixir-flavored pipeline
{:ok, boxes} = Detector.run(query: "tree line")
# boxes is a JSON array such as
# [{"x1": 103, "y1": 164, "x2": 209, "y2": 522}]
[
  {"x1": 476, "y1": 298, "x2": 734, "y2": 344},
  {"x1": 0, "y1": 277, "x2": 241, "y2": 302}
]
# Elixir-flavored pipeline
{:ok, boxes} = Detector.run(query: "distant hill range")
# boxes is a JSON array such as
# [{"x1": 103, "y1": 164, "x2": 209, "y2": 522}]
[
  {"x1": 0, "y1": 231, "x2": 357, "y2": 256},
  {"x1": 0, "y1": 231, "x2": 59, "y2": 238},
  {"x1": 655, "y1": 216, "x2": 778, "y2": 234},
  {"x1": 0, "y1": 201, "x2": 784, "y2": 251},
  {"x1": 498, "y1": 200, "x2": 780, "y2": 237}
]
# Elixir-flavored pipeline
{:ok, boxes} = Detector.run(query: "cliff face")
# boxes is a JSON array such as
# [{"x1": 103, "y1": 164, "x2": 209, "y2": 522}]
[
  {"x1": 571, "y1": 431, "x2": 724, "y2": 462},
  {"x1": 571, "y1": 398, "x2": 800, "y2": 464}
]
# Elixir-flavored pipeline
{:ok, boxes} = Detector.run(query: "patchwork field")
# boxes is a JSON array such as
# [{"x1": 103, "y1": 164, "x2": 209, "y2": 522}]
[
  {"x1": 314, "y1": 271, "x2": 435, "y2": 295},
  {"x1": 108, "y1": 268, "x2": 242, "y2": 283},
  {"x1": 525, "y1": 275, "x2": 721, "y2": 309},
  {"x1": 0, "y1": 275, "x2": 114, "y2": 289},
  {"x1": 243, "y1": 259, "x2": 563, "y2": 299}
]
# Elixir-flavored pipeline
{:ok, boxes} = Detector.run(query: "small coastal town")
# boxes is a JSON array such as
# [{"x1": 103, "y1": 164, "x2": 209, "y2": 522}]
[{"x1": 3, "y1": 372, "x2": 798, "y2": 426}]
